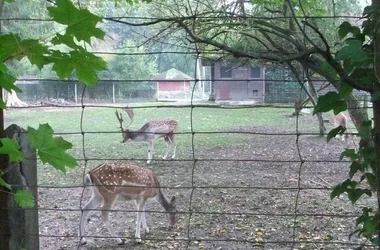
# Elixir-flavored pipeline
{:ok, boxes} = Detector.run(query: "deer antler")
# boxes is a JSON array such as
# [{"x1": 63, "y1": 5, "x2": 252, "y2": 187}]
[
  {"x1": 115, "y1": 109, "x2": 124, "y2": 132},
  {"x1": 123, "y1": 106, "x2": 134, "y2": 128},
  {"x1": 115, "y1": 106, "x2": 134, "y2": 132}
]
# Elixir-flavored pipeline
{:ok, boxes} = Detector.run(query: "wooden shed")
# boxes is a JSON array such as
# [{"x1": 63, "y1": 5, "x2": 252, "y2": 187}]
[
  {"x1": 152, "y1": 68, "x2": 194, "y2": 101},
  {"x1": 202, "y1": 59, "x2": 265, "y2": 103}
]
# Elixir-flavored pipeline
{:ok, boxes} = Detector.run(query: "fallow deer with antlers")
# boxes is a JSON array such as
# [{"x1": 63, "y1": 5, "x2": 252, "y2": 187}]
[
  {"x1": 79, "y1": 162, "x2": 178, "y2": 245},
  {"x1": 115, "y1": 107, "x2": 178, "y2": 164},
  {"x1": 333, "y1": 112, "x2": 348, "y2": 141}
]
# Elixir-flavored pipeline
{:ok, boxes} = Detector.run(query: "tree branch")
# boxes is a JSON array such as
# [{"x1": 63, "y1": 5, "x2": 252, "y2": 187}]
[
  {"x1": 254, "y1": 20, "x2": 304, "y2": 50},
  {"x1": 299, "y1": 56, "x2": 373, "y2": 92},
  {"x1": 302, "y1": 20, "x2": 330, "y2": 53},
  {"x1": 176, "y1": 19, "x2": 318, "y2": 62},
  {"x1": 239, "y1": 31, "x2": 271, "y2": 50},
  {"x1": 285, "y1": 0, "x2": 327, "y2": 53}
]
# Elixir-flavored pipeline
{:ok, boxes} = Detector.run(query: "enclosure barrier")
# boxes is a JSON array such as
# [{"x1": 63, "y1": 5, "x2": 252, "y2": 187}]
[{"x1": 0, "y1": 1, "x2": 377, "y2": 250}]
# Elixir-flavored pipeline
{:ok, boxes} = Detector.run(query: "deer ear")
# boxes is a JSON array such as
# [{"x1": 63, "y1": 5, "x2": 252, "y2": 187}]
[{"x1": 171, "y1": 196, "x2": 176, "y2": 203}]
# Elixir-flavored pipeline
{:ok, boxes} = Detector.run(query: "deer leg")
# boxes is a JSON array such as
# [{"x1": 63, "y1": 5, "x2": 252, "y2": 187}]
[
  {"x1": 162, "y1": 136, "x2": 171, "y2": 160},
  {"x1": 100, "y1": 200, "x2": 124, "y2": 245},
  {"x1": 147, "y1": 141, "x2": 155, "y2": 164},
  {"x1": 134, "y1": 199, "x2": 146, "y2": 243},
  {"x1": 134, "y1": 200, "x2": 149, "y2": 234},
  {"x1": 171, "y1": 144, "x2": 176, "y2": 159},
  {"x1": 147, "y1": 141, "x2": 152, "y2": 164},
  {"x1": 170, "y1": 135, "x2": 176, "y2": 159},
  {"x1": 79, "y1": 191, "x2": 102, "y2": 245},
  {"x1": 141, "y1": 204, "x2": 149, "y2": 234}
]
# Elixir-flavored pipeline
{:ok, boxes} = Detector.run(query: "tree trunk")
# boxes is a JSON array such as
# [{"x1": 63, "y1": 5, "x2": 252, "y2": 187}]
[
  {"x1": 372, "y1": 0, "x2": 380, "y2": 246},
  {"x1": 344, "y1": 94, "x2": 368, "y2": 132},
  {"x1": 0, "y1": 0, "x2": 11, "y2": 248},
  {"x1": 300, "y1": 58, "x2": 369, "y2": 133},
  {"x1": 316, "y1": 113, "x2": 326, "y2": 135},
  {"x1": 5, "y1": 90, "x2": 28, "y2": 107},
  {"x1": 288, "y1": 64, "x2": 326, "y2": 135},
  {"x1": 307, "y1": 79, "x2": 326, "y2": 135}
]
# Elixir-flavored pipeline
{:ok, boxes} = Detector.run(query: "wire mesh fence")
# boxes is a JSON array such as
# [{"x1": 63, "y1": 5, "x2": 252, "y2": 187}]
[{"x1": 1, "y1": 0, "x2": 377, "y2": 249}]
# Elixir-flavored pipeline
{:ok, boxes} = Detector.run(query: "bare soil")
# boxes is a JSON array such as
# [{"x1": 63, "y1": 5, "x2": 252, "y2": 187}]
[{"x1": 38, "y1": 122, "x2": 375, "y2": 250}]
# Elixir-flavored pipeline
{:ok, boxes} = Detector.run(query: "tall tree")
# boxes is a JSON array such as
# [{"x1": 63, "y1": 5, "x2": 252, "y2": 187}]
[
  {"x1": 0, "y1": 1, "x2": 108, "y2": 248},
  {"x1": 0, "y1": 0, "x2": 57, "y2": 106},
  {"x1": 106, "y1": 0, "x2": 368, "y2": 132}
]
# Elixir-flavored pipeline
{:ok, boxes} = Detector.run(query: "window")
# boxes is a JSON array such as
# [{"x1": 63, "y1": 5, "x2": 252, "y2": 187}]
[
  {"x1": 250, "y1": 67, "x2": 261, "y2": 78},
  {"x1": 220, "y1": 66, "x2": 232, "y2": 78},
  {"x1": 253, "y1": 90, "x2": 259, "y2": 96}
]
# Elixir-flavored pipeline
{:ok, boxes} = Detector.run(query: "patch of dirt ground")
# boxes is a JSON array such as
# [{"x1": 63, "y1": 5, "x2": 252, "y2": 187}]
[{"x1": 38, "y1": 124, "x2": 376, "y2": 250}]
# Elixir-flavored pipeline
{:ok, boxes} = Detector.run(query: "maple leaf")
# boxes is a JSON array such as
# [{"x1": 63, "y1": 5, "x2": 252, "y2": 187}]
[
  {"x1": 0, "y1": 138, "x2": 25, "y2": 162},
  {"x1": 47, "y1": 0, "x2": 105, "y2": 44},
  {"x1": 0, "y1": 62, "x2": 21, "y2": 93},
  {"x1": 0, "y1": 34, "x2": 51, "y2": 70},
  {"x1": 27, "y1": 124, "x2": 78, "y2": 173},
  {"x1": 14, "y1": 190, "x2": 35, "y2": 208},
  {"x1": 51, "y1": 33, "x2": 84, "y2": 51},
  {"x1": 0, "y1": 34, "x2": 23, "y2": 61},
  {"x1": 19, "y1": 39, "x2": 51, "y2": 70},
  {"x1": 48, "y1": 50, "x2": 107, "y2": 85}
]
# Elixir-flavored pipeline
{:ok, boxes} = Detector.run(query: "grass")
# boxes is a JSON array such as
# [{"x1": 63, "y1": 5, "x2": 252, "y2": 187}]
[{"x1": 4, "y1": 102, "x2": 342, "y2": 185}]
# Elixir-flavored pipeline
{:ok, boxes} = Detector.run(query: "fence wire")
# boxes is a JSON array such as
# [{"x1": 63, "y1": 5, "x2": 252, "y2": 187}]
[{"x1": 1, "y1": 1, "x2": 377, "y2": 250}]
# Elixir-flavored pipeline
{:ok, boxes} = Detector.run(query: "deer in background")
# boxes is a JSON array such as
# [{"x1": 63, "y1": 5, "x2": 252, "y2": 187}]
[
  {"x1": 294, "y1": 98, "x2": 303, "y2": 116},
  {"x1": 333, "y1": 112, "x2": 348, "y2": 141},
  {"x1": 115, "y1": 107, "x2": 178, "y2": 164},
  {"x1": 79, "y1": 162, "x2": 178, "y2": 245}
]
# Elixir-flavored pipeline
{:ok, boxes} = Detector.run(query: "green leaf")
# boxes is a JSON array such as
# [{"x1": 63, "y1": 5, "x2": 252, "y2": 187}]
[
  {"x1": 333, "y1": 101, "x2": 347, "y2": 115},
  {"x1": 314, "y1": 92, "x2": 346, "y2": 114},
  {"x1": 49, "y1": 50, "x2": 74, "y2": 79},
  {"x1": 71, "y1": 51, "x2": 107, "y2": 85},
  {"x1": 371, "y1": 91, "x2": 380, "y2": 102},
  {"x1": 361, "y1": 146, "x2": 375, "y2": 165},
  {"x1": 51, "y1": 34, "x2": 84, "y2": 51},
  {"x1": 0, "y1": 177, "x2": 11, "y2": 190},
  {"x1": 340, "y1": 148, "x2": 358, "y2": 160},
  {"x1": 358, "y1": 120, "x2": 372, "y2": 139},
  {"x1": 48, "y1": 50, "x2": 107, "y2": 85},
  {"x1": 0, "y1": 71, "x2": 20, "y2": 93},
  {"x1": 47, "y1": 0, "x2": 105, "y2": 44},
  {"x1": 0, "y1": 100, "x2": 5, "y2": 109},
  {"x1": 0, "y1": 34, "x2": 22, "y2": 61},
  {"x1": 338, "y1": 21, "x2": 361, "y2": 40},
  {"x1": 339, "y1": 81, "x2": 353, "y2": 98},
  {"x1": 335, "y1": 39, "x2": 368, "y2": 65},
  {"x1": 363, "y1": 5, "x2": 377, "y2": 16},
  {"x1": 362, "y1": 20, "x2": 373, "y2": 36},
  {"x1": 349, "y1": 161, "x2": 365, "y2": 178},
  {"x1": 0, "y1": 35, "x2": 49, "y2": 67},
  {"x1": 321, "y1": 61, "x2": 338, "y2": 79},
  {"x1": 356, "y1": 208, "x2": 376, "y2": 239},
  {"x1": 27, "y1": 124, "x2": 78, "y2": 173},
  {"x1": 360, "y1": 173, "x2": 376, "y2": 190},
  {"x1": 331, "y1": 179, "x2": 352, "y2": 199},
  {"x1": 0, "y1": 138, "x2": 25, "y2": 162},
  {"x1": 19, "y1": 39, "x2": 50, "y2": 70},
  {"x1": 0, "y1": 62, "x2": 21, "y2": 93},
  {"x1": 347, "y1": 188, "x2": 372, "y2": 204},
  {"x1": 14, "y1": 190, "x2": 34, "y2": 208},
  {"x1": 350, "y1": 68, "x2": 374, "y2": 86},
  {"x1": 327, "y1": 126, "x2": 346, "y2": 142}
]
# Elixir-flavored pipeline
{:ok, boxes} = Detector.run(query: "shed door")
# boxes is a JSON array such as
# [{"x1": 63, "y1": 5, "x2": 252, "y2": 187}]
[{"x1": 219, "y1": 84, "x2": 230, "y2": 100}]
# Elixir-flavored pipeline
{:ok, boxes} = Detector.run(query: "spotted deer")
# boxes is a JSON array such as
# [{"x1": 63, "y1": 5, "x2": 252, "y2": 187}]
[
  {"x1": 79, "y1": 162, "x2": 178, "y2": 245},
  {"x1": 115, "y1": 107, "x2": 178, "y2": 163},
  {"x1": 333, "y1": 112, "x2": 348, "y2": 141}
]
